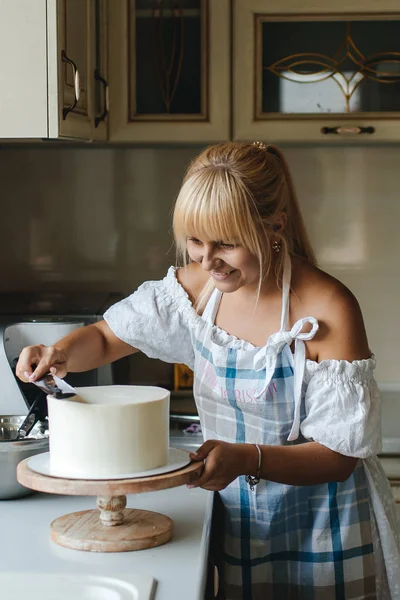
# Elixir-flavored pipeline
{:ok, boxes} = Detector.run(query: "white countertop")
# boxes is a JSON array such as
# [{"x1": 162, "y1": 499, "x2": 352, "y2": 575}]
[{"x1": 0, "y1": 485, "x2": 213, "y2": 600}]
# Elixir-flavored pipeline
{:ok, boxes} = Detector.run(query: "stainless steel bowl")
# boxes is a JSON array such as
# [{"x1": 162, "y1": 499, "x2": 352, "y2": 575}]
[{"x1": 0, "y1": 416, "x2": 49, "y2": 500}]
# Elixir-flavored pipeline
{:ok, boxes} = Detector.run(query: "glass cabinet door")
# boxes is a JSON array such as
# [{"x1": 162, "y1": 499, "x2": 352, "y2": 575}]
[
  {"x1": 234, "y1": 0, "x2": 400, "y2": 142},
  {"x1": 261, "y1": 20, "x2": 400, "y2": 116},
  {"x1": 134, "y1": 0, "x2": 204, "y2": 118},
  {"x1": 108, "y1": 0, "x2": 230, "y2": 143}
]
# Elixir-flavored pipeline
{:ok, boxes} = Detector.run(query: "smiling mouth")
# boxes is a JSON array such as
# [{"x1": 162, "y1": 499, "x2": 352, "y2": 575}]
[{"x1": 211, "y1": 269, "x2": 236, "y2": 277}]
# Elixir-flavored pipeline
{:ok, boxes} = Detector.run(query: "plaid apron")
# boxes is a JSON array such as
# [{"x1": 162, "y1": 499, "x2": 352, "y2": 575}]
[{"x1": 193, "y1": 258, "x2": 378, "y2": 600}]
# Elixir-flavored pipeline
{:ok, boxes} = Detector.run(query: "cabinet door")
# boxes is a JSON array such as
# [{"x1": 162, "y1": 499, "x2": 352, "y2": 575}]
[
  {"x1": 92, "y1": 0, "x2": 109, "y2": 140},
  {"x1": 234, "y1": 0, "x2": 400, "y2": 143},
  {"x1": 53, "y1": 0, "x2": 94, "y2": 139},
  {"x1": 0, "y1": 0, "x2": 48, "y2": 138},
  {"x1": 108, "y1": 0, "x2": 230, "y2": 143}
]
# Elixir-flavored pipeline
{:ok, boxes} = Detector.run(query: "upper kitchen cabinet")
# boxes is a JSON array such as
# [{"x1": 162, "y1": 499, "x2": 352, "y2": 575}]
[
  {"x1": 108, "y1": 0, "x2": 230, "y2": 143},
  {"x1": 233, "y1": 0, "x2": 400, "y2": 143},
  {"x1": 0, "y1": 0, "x2": 108, "y2": 140}
]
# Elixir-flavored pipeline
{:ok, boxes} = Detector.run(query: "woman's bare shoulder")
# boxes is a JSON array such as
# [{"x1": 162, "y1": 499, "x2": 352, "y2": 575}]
[
  {"x1": 293, "y1": 258, "x2": 354, "y2": 309},
  {"x1": 176, "y1": 262, "x2": 210, "y2": 304},
  {"x1": 293, "y1": 258, "x2": 371, "y2": 362}
]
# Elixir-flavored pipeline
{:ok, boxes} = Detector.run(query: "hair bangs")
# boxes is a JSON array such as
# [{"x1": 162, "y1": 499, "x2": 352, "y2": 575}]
[{"x1": 173, "y1": 168, "x2": 261, "y2": 259}]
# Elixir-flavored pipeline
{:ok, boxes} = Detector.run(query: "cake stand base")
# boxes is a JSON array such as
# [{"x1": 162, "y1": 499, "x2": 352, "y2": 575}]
[
  {"x1": 51, "y1": 507, "x2": 173, "y2": 552},
  {"x1": 17, "y1": 453, "x2": 202, "y2": 553}
]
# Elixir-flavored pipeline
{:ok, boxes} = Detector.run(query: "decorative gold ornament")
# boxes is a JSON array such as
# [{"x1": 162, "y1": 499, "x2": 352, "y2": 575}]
[
  {"x1": 264, "y1": 22, "x2": 400, "y2": 113},
  {"x1": 151, "y1": 0, "x2": 184, "y2": 114},
  {"x1": 253, "y1": 140, "x2": 267, "y2": 150}
]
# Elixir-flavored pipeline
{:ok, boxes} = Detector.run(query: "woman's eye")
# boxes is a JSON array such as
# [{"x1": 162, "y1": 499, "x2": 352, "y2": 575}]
[
  {"x1": 187, "y1": 237, "x2": 202, "y2": 245},
  {"x1": 219, "y1": 242, "x2": 235, "y2": 249}
]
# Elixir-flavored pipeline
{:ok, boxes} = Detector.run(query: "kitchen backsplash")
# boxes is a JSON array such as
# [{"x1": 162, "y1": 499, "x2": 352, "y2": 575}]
[{"x1": 0, "y1": 143, "x2": 398, "y2": 384}]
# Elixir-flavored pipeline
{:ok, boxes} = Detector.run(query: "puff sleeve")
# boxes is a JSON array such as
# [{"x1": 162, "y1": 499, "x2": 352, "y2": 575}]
[
  {"x1": 301, "y1": 357, "x2": 382, "y2": 458},
  {"x1": 103, "y1": 267, "x2": 196, "y2": 369}
]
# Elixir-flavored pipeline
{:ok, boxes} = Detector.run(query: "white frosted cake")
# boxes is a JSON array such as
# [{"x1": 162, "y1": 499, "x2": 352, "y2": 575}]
[{"x1": 47, "y1": 386, "x2": 170, "y2": 478}]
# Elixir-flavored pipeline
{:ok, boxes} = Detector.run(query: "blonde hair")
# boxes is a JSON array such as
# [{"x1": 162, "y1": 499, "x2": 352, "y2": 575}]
[{"x1": 172, "y1": 141, "x2": 316, "y2": 311}]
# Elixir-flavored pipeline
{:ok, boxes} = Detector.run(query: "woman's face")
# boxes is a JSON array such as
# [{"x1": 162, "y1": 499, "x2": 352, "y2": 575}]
[{"x1": 186, "y1": 236, "x2": 261, "y2": 293}]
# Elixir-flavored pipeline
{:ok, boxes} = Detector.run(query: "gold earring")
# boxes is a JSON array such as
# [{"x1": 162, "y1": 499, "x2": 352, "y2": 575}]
[{"x1": 272, "y1": 240, "x2": 281, "y2": 253}]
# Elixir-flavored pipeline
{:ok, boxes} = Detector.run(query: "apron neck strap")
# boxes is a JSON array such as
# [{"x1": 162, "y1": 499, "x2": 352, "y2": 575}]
[
  {"x1": 280, "y1": 253, "x2": 291, "y2": 332},
  {"x1": 202, "y1": 288, "x2": 222, "y2": 324}
]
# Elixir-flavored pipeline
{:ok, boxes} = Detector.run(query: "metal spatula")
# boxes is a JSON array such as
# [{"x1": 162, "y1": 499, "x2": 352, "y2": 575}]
[
  {"x1": 31, "y1": 373, "x2": 89, "y2": 405},
  {"x1": 31, "y1": 373, "x2": 78, "y2": 399}
]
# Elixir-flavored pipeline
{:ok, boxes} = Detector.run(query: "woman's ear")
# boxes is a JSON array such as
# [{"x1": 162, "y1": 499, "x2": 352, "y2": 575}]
[{"x1": 273, "y1": 211, "x2": 287, "y2": 232}]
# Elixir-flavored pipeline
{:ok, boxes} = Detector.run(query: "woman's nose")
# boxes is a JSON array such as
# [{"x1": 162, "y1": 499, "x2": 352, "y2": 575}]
[{"x1": 200, "y1": 246, "x2": 218, "y2": 271}]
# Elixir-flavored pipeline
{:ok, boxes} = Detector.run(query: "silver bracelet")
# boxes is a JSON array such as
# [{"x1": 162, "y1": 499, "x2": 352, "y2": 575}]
[{"x1": 245, "y1": 443, "x2": 262, "y2": 492}]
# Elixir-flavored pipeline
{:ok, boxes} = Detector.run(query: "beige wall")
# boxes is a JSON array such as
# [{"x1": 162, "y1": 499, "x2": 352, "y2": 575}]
[{"x1": 0, "y1": 143, "x2": 399, "y2": 384}]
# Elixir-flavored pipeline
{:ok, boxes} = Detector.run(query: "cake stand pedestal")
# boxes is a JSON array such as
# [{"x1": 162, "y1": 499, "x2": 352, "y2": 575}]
[{"x1": 17, "y1": 455, "x2": 203, "y2": 553}]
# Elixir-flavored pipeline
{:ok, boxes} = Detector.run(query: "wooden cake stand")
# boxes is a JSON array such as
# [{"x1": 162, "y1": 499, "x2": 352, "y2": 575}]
[{"x1": 17, "y1": 455, "x2": 203, "y2": 553}]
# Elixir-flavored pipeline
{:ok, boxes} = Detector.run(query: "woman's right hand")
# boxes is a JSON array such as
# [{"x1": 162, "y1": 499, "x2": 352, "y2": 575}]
[{"x1": 16, "y1": 344, "x2": 69, "y2": 383}]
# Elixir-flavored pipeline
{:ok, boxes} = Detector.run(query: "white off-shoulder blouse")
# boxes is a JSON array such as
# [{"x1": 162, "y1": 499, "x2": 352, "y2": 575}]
[{"x1": 104, "y1": 266, "x2": 381, "y2": 458}]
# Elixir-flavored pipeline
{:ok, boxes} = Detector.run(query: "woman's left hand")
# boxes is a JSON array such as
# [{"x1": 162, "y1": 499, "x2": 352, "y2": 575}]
[{"x1": 188, "y1": 440, "x2": 255, "y2": 491}]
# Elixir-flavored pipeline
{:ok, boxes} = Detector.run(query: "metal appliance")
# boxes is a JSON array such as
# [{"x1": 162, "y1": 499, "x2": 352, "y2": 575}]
[
  {"x1": 0, "y1": 291, "x2": 123, "y2": 416},
  {"x1": 0, "y1": 416, "x2": 49, "y2": 499}
]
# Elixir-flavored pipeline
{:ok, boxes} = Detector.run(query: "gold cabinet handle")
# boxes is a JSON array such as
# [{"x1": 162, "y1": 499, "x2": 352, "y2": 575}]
[
  {"x1": 321, "y1": 126, "x2": 375, "y2": 135},
  {"x1": 61, "y1": 50, "x2": 81, "y2": 120}
]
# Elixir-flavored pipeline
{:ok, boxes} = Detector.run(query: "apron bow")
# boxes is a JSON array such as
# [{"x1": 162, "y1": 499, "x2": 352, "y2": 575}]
[{"x1": 253, "y1": 316, "x2": 319, "y2": 441}]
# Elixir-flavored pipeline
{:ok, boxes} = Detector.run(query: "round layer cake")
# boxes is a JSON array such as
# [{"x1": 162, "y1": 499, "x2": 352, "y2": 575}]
[{"x1": 47, "y1": 386, "x2": 170, "y2": 478}]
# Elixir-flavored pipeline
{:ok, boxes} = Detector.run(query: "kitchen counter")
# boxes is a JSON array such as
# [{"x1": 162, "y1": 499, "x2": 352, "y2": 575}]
[{"x1": 0, "y1": 484, "x2": 213, "y2": 600}]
